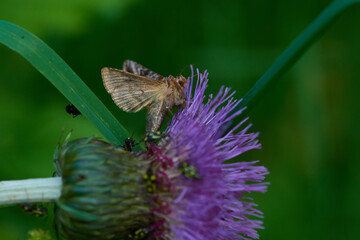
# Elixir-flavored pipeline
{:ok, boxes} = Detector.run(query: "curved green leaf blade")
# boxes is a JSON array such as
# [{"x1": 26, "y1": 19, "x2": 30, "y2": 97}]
[
  {"x1": 237, "y1": 0, "x2": 360, "y2": 114},
  {"x1": 0, "y1": 20, "x2": 127, "y2": 145}
]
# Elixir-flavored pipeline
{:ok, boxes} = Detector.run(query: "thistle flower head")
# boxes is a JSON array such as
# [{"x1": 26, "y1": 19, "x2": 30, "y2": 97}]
[{"x1": 143, "y1": 68, "x2": 269, "y2": 239}]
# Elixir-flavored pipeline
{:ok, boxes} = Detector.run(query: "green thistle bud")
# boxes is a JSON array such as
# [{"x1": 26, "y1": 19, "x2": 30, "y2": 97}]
[{"x1": 54, "y1": 137, "x2": 154, "y2": 240}]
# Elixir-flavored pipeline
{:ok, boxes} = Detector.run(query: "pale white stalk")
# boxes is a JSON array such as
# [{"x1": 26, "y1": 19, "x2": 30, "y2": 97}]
[{"x1": 0, "y1": 177, "x2": 62, "y2": 205}]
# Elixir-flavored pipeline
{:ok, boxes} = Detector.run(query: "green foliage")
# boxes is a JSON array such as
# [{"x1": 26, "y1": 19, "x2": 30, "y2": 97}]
[{"x1": 0, "y1": 20, "x2": 128, "y2": 145}]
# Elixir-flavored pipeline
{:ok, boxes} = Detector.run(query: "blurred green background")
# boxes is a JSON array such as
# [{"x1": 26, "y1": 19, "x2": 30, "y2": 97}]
[{"x1": 1, "y1": 0, "x2": 359, "y2": 239}]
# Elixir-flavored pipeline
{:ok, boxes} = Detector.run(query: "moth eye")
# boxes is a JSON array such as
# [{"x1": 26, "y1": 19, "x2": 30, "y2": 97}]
[{"x1": 178, "y1": 77, "x2": 187, "y2": 87}]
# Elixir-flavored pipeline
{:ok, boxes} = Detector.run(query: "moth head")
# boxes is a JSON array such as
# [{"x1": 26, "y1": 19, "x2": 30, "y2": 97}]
[
  {"x1": 172, "y1": 76, "x2": 187, "y2": 106},
  {"x1": 176, "y1": 75, "x2": 188, "y2": 88}
]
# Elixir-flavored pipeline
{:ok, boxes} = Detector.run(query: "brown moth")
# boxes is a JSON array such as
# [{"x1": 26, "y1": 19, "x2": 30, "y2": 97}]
[{"x1": 101, "y1": 60, "x2": 187, "y2": 133}]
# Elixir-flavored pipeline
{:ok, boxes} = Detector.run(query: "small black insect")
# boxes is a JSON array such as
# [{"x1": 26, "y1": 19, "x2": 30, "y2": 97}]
[
  {"x1": 19, "y1": 203, "x2": 48, "y2": 216},
  {"x1": 65, "y1": 104, "x2": 81, "y2": 118},
  {"x1": 122, "y1": 137, "x2": 137, "y2": 152}
]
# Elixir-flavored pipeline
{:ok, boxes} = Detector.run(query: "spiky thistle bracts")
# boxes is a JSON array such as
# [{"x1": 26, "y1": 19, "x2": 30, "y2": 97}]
[{"x1": 54, "y1": 137, "x2": 156, "y2": 239}]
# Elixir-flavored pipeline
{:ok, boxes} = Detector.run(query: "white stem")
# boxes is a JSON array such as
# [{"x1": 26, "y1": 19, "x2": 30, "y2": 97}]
[{"x1": 0, "y1": 177, "x2": 62, "y2": 205}]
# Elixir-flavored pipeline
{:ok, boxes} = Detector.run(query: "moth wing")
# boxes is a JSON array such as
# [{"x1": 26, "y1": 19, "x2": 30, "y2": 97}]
[
  {"x1": 123, "y1": 60, "x2": 165, "y2": 81},
  {"x1": 102, "y1": 67, "x2": 167, "y2": 112},
  {"x1": 146, "y1": 99, "x2": 170, "y2": 132}
]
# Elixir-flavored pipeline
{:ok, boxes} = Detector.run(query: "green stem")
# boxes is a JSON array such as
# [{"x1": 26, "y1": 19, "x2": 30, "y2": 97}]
[
  {"x1": 0, "y1": 177, "x2": 61, "y2": 205},
  {"x1": 238, "y1": 0, "x2": 360, "y2": 112},
  {"x1": 0, "y1": 21, "x2": 128, "y2": 145}
]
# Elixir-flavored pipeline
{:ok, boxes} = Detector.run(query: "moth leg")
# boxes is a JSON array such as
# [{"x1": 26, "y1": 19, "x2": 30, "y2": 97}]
[
  {"x1": 162, "y1": 111, "x2": 170, "y2": 126},
  {"x1": 167, "y1": 109, "x2": 174, "y2": 116}
]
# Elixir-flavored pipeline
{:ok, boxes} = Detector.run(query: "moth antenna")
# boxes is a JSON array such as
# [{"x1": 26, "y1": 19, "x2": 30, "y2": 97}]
[
  {"x1": 188, "y1": 64, "x2": 199, "y2": 79},
  {"x1": 191, "y1": 73, "x2": 199, "y2": 78},
  {"x1": 179, "y1": 64, "x2": 199, "y2": 82},
  {"x1": 179, "y1": 65, "x2": 191, "y2": 76},
  {"x1": 180, "y1": 62, "x2": 199, "y2": 76}
]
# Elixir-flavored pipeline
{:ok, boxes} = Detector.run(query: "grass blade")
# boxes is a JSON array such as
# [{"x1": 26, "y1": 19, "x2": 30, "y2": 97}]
[
  {"x1": 237, "y1": 0, "x2": 360, "y2": 114},
  {"x1": 0, "y1": 20, "x2": 128, "y2": 144}
]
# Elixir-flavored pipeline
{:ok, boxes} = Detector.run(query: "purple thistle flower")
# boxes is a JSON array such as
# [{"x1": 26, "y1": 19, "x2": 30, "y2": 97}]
[{"x1": 146, "y1": 68, "x2": 269, "y2": 240}]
